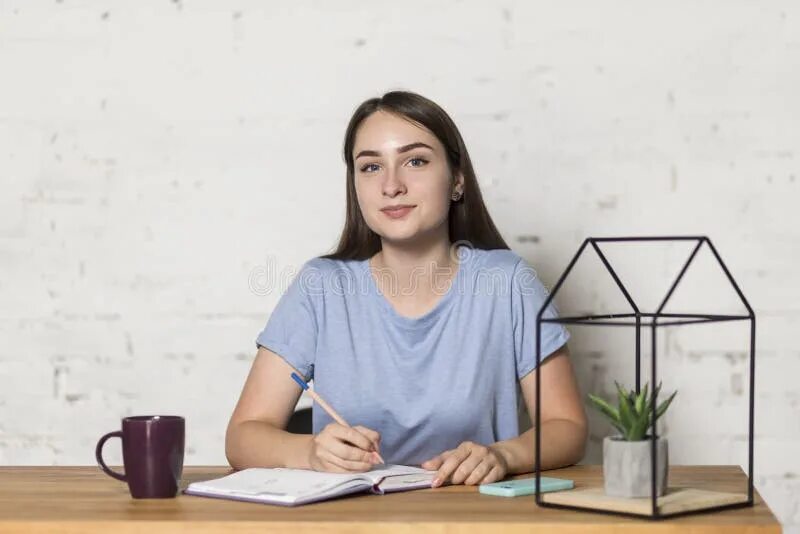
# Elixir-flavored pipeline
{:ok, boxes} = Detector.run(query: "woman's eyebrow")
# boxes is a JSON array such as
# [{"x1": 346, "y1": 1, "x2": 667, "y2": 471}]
[{"x1": 355, "y1": 142, "x2": 434, "y2": 160}]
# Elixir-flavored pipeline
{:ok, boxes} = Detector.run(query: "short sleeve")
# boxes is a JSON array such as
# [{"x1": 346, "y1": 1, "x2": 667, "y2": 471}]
[
  {"x1": 511, "y1": 258, "x2": 570, "y2": 379},
  {"x1": 255, "y1": 260, "x2": 324, "y2": 381}
]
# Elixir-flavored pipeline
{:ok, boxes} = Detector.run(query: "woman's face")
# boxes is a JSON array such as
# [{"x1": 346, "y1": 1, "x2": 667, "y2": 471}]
[{"x1": 352, "y1": 110, "x2": 462, "y2": 246}]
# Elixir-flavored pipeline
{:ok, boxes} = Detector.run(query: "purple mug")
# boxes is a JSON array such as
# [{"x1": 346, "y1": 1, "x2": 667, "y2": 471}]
[{"x1": 95, "y1": 415, "x2": 185, "y2": 498}]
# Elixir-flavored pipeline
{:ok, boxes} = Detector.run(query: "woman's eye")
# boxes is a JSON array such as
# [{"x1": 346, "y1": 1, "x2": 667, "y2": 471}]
[
  {"x1": 360, "y1": 163, "x2": 380, "y2": 173},
  {"x1": 408, "y1": 157, "x2": 428, "y2": 167}
]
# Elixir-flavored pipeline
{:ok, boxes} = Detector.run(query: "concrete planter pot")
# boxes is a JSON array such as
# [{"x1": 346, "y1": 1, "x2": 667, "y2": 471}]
[{"x1": 602, "y1": 436, "x2": 668, "y2": 498}]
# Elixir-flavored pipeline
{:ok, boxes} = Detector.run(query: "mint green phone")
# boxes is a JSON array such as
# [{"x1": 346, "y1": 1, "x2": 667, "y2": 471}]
[{"x1": 479, "y1": 476, "x2": 574, "y2": 497}]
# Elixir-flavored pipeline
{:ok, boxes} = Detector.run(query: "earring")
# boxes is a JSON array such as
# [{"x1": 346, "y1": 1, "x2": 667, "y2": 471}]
[{"x1": 452, "y1": 191, "x2": 462, "y2": 201}]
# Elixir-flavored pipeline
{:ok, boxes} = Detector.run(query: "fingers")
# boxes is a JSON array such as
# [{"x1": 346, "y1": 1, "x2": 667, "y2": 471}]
[
  {"x1": 353, "y1": 425, "x2": 381, "y2": 452},
  {"x1": 421, "y1": 456, "x2": 443, "y2": 470},
  {"x1": 323, "y1": 430, "x2": 379, "y2": 463},
  {"x1": 317, "y1": 448, "x2": 375, "y2": 472},
  {"x1": 329, "y1": 424, "x2": 376, "y2": 453},
  {"x1": 478, "y1": 465, "x2": 504, "y2": 485},
  {"x1": 433, "y1": 443, "x2": 474, "y2": 487},
  {"x1": 431, "y1": 442, "x2": 505, "y2": 487},
  {"x1": 328, "y1": 437, "x2": 381, "y2": 464},
  {"x1": 421, "y1": 449, "x2": 453, "y2": 470},
  {"x1": 352, "y1": 425, "x2": 384, "y2": 463},
  {"x1": 313, "y1": 423, "x2": 382, "y2": 472},
  {"x1": 463, "y1": 457, "x2": 496, "y2": 486},
  {"x1": 448, "y1": 445, "x2": 486, "y2": 485}
]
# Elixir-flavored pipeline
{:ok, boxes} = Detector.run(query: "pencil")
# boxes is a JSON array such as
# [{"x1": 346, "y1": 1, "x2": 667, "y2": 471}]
[{"x1": 290, "y1": 372, "x2": 385, "y2": 464}]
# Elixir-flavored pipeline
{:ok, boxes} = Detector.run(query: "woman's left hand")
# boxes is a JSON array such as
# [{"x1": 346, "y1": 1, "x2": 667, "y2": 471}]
[{"x1": 421, "y1": 441, "x2": 509, "y2": 487}]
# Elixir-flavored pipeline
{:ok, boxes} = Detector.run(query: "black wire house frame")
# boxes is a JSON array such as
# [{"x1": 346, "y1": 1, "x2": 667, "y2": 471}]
[{"x1": 534, "y1": 236, "x2": 755, "y2": 519}]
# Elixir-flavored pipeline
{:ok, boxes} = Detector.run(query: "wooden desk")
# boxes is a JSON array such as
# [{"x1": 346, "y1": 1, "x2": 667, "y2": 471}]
[{"x1": 0, "y1": 465, "x2": 779, "y2": 533}]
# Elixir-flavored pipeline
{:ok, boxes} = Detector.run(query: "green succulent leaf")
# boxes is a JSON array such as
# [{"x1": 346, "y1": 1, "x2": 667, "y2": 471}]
[
  {"x1": 587, "y1": 394, "x2": 626, "y2": 435},
  {"x1": 591, "y1": 381, "x2": 677, "y2": 441},
  {"x1": 643, "y1": 382, "x2": 662, "y2": 420},
  {"x1": 651, "y1": 382, "x2": 663, "y2": 404},
  {"x1": 588, "y1": 394, "x2": 620, "y2": 422},
  {"x1": 629, "y1": 412, "x2": 649, "y2": 441},
  {"x1": 616, "y1": 389, "x2": 635, "y2": 439},
  {"x1": 655, "y1": 390, "x2": 678, "y2": 421},
  {"x1": 635, "y1": 383, "x2": 648, "y2": 416},
  {"x1": 614, "y1": 381, "x2": 633, "y2": 409}
]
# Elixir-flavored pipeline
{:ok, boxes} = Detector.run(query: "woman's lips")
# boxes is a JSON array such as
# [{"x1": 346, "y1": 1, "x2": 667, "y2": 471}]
[{"x1": 381, "y1": 205, "x2": 416, "y2": 219}]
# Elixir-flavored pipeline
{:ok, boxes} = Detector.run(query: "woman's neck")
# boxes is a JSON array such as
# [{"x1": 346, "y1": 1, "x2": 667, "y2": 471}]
[{"x1": 369, "y1": 236, "x2": 460, "y2": 300}]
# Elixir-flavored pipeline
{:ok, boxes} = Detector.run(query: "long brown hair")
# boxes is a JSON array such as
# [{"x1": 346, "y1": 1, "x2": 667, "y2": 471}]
[{"x1": 321, "y1": 90, "x2": 509, "y2": 261}]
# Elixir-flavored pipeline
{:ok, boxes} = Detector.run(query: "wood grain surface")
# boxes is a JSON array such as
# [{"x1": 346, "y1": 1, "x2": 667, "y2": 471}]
[{"x1": 0, "y1": 464, "x2": 780, "y2": 533}]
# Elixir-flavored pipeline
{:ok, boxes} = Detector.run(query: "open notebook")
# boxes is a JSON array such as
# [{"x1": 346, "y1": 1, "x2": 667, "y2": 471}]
[{"x1": 184, "y1": 464, "x2": 437, "y2": 506}]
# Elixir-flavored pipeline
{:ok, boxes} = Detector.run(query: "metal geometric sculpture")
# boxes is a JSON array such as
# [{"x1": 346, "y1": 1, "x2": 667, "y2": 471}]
[{"x1": 534, "y1": 236, "x2": 755, "y2": 519}]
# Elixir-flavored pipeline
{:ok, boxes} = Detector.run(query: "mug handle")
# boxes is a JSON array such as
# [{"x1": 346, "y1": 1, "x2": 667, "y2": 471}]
[{"x1": 95, "y1": 431, "x2": 127, "y2": 482}]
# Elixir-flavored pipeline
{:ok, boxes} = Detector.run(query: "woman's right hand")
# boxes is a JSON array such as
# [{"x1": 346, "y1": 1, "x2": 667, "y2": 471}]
[{"x1": 308, "y1": 423, "x2": 383, "y2": 473}]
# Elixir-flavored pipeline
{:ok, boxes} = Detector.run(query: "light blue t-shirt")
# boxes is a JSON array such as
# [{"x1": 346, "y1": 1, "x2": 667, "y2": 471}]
[{"x1": 255, "y1": 246, "x2": 570, "y2": 466}]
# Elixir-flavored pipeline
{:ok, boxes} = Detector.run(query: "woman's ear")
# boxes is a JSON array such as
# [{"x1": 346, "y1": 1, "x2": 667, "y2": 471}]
[{"x1": 452, "y1": 172, "x2": 465, "y2": 197}]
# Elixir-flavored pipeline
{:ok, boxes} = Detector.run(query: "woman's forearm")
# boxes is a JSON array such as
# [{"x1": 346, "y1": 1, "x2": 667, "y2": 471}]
[
  {"x1": 225, "y1": 420, "x2": 314, "y2": 470},
  {"x1": 489, "y1": 419, "x2": 588, "y2": 475}
]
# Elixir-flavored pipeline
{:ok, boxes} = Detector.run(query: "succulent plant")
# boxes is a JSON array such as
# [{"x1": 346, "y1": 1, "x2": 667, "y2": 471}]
[{"x1": 588, "y1": 381, "x2": 677, "y2": 441}]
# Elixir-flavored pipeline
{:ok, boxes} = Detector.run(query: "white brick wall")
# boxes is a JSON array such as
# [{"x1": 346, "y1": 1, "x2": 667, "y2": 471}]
[{"x1": 1, "y1": 0, "x2": 797, "y2": 528}]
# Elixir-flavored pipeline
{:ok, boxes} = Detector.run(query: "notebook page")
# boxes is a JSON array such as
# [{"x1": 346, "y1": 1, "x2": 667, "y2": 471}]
[
  {"x1": 187, "y1": 468, "x2": 369, "y2": 500},
  {"x1": 290, "y1": 466, "x2": 435, "y2": 504},
  {"x1": 185, "y1": 464, "x2": 435, "y2": 504},
  {"x1": 364, "y1": 464, "x2": 436, "y2": 492},
  {"x1": 376, "y1": 472, "x2": 436, "y2": 493},
  {"x1": 359, "y1": 464, "x2": 432, "y2": 483}
]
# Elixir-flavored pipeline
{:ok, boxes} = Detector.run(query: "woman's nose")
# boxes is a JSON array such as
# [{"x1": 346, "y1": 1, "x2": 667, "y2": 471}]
[{"x1": 382, "y1": 168, "x2": 406, "y2": 197}]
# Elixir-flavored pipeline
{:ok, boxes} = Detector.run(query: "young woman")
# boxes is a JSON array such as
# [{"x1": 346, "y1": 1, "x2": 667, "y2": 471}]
[{"x1": 225, "y1": 91, "x2": 587, "y2": 487}]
